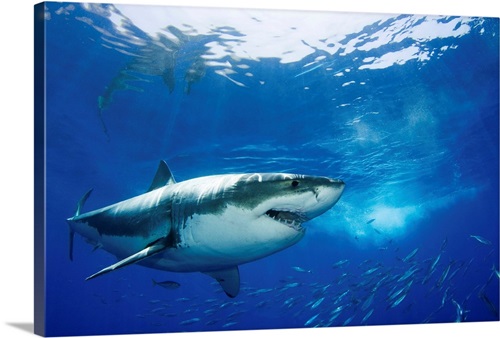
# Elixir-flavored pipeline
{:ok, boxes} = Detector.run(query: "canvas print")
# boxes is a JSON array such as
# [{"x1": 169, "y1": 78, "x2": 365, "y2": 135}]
[{"x1": 34, "y1": 2, "x2": 499, "y2": 337}]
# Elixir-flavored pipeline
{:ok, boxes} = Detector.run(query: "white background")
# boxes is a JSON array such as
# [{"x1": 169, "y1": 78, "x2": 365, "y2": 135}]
[{"x1": 1, "y1": 1, "x2": 498, "y2": 338}]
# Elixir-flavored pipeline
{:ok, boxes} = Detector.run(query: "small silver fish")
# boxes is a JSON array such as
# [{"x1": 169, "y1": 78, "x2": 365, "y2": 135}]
[
  {"x1": 361, "y1": 308, "x2": 374, "y2": 323},
  {"x1": 292, "y1": 266, "x2": 312, "y2": 273},
  {"x1": 335, "y1": 290, "x2": 350, "y2": 304},
  {"x1": 440, "y1": 237, "x2": 448, "y2": 252},
  {"x1": 342, "y1": 315, "x2": 355, "y2": 326},
  {"x1": 332, "y1": 259, "x2": 349, "y2": 269},
  {"x1": 152, "y1": 279, "x2": 181, "y2": 289},
  {"x1": 362, "y1": 266, "x2": 381, "y2": 276},
  {"x1": 442, "y1": 287, "x2": 450, "y2": 307},
  {"x1": 179, "y1": 318, "x2": 200, "y2": 326},
  {"x1": 222, "y1": 322, "x2": 238, "y2": 328},
  {"x1": 478, "y1": 292, "x2": 498, "y2": 318},
  {"x1": 397, "y1": 266, "x2": 420, "y2": 282},
  {"x1": 452, "y1": 299, "x2": 468, "y2": 322},
  {"x1": 304, "y1": 313, "x2": 319, "y2": 326},
  {"x1": 331, "y1": 305, "x2": 344, "y2": 314},
  {"x1": 470, "y1": 235, "x2": 492, "y2": 245},
  {"x1": 422, "y1": 253, "x2": 441, "y2": 284},
  {"x1": 391, "y1": 293, "x2": 407, "y2": 308},
  {"x1": 361, "y1": 293, "x2": 375, "y2": 311},
  {"x1": 436, "y1": 263, "x2": 452, "y2": 288},
  {"x1": 311, "y1": 297, "x2": 325, "y2": 309},
  {"x1": 492, "y1": 265, "x2": 500, "y2": 278},
  {"x1": 402, "y1": 248, "x2": 419, "y2": 262}
]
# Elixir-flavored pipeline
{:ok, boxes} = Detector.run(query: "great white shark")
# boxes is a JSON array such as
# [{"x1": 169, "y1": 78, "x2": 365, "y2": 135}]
[{"x1": 67, "y1": 161, "x2": 345, "y2": 297}]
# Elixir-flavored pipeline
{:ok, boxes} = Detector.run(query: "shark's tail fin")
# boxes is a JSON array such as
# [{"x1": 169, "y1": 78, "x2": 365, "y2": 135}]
[
  {"x1": 74, "y1": 189, "x2": 93, "y2": 217},
  {"x1": 69, "y1": 230, "x2": 75, "y2": 262},
  {"x1": 69, "y1": 189, "x2": 93, "y2": 261}
]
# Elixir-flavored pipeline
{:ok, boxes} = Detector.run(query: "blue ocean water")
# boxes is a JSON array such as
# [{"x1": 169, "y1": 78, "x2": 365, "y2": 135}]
[{"x1": 42, "y1": 3, "x2": 499, "y2": 336}]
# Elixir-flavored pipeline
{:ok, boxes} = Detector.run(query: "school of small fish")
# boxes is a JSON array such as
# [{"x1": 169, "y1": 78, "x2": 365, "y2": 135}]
[{"x1": 89, "y1": 233, "x2": 498, "y2": 332}]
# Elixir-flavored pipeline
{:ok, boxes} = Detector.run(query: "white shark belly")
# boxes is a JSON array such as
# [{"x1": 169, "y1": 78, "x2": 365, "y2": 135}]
[{"x1": 141, "y1": 206, "x2": 304, "y2": 272}]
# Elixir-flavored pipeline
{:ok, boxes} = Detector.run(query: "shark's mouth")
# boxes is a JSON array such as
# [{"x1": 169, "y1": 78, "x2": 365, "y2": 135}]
[{"x1": 265, "y1": 209, "x2": 307, "y2": 232}]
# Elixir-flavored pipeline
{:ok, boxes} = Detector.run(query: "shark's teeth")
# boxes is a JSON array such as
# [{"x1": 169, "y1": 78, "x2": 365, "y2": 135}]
[{"x1": 265, "y1": 209, "x2": 306, "y2": 231}]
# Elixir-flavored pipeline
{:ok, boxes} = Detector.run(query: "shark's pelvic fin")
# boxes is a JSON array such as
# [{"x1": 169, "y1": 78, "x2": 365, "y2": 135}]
[
  {"x1": 205, "y1": 266, "x2": 240, "y2": 298},
  {"x1": 86, "y1": 239, "x2": 169, "y2": 281},
  {"x1": 147, "y1": 160, "x2": 176, "y2": 192}
]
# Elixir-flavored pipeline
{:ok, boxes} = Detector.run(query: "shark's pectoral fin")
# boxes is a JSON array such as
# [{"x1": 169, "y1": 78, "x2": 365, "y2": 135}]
[
  {"x1": 204, "y1": 266, "x2": 240, "y2": 298},
  {"x1": 86, "y1": 239, "x2": 169, "y2": 281}
]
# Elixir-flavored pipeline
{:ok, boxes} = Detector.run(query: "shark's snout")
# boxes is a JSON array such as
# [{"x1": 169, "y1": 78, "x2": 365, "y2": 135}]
[
  {"x1": 305, "y1": 178, "x2": 345, "y2": 220},
  {"x1": 257, "y1": 175, "x2": 345, "y2": 229}
]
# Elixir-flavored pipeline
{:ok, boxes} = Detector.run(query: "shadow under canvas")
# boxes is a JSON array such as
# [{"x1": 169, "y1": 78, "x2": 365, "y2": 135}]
[{"x1": 6, "y1": 322, "x2": 34, "y2": 334}]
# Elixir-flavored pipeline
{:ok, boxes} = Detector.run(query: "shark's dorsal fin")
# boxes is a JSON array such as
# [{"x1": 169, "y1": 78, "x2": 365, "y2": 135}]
[
  {"x1": 85, "y1": 239, "x2": 169, "y2": 281},
  {"x1": 205, "y1": 266, "x2": 240, "y2": 298},
  {"x1": 147, "y1": 160, "x2": 176, "y2": 192}
]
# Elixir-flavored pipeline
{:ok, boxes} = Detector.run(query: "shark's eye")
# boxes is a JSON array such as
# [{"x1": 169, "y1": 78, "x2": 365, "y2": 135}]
[{"x1": 291, "y1": 180, "x2": 299, "y2": 188}]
